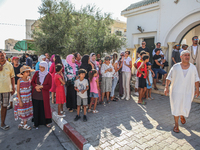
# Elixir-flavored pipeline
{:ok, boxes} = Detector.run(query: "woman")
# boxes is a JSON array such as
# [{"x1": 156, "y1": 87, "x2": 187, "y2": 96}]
[
  {"x1": 49, "y1": 55, "x2": 63, "y2": 104},
  {"x1": 80, "y1": 55, "x2": 94, "y2": 104},
  {"x1": 31, "y1": 61, "x2": 52, "y2": 129},
  {"x1": 35, "y1": 55, "x2": 46, "y2": 71},
  {"x1": 118, "y1": 52, "x2": 124, "y2": 97},
  {"x1": 90, "y1": 53, "x2": 98, "y2": 70},
  {"x1": 65, "y1": 54, "x2": 79, "y2": 112},
  {"x1": 110, "y1": 53, "x2": 122, "y2": 101}
]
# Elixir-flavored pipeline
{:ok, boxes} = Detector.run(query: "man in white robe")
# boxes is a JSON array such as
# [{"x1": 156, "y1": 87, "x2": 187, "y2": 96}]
[{"x1": 164, "y1": 50, "x2": 199, "y2": 133}]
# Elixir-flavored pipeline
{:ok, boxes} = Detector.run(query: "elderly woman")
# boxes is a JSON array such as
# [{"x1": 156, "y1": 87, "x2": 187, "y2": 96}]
[
  {"x1": 35, "y1": 55, "x2": 46, "y2": 71},
  {"x1": 80, "y1": 55, "x2": 94, "y2": 104},
  {"x1": 31, "y1": 61, "x2": 52, "y2": 129},
  {"x1": 65, "y1": 54, "x2": 79, "y2": 112}
]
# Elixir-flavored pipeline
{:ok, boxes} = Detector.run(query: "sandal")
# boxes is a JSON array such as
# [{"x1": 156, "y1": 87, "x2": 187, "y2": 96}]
[
  {"x1": 88, "y1": 109, "x2": 91, "y2": 113},
  {"x1": 147, "y1": 98, "x2": 151, "y2": 100},
  {"x1": 23, "y1": 124, "x2": 31, "y2": 130},
  {"x1": 154, "y1": 87, "x2": 158, "y2": 90},
  {"x1": 46, "y1": 124, "x2": 51, "y2": 128},
  {"x1": 1, "y1": 125, "x2": 10, "y2": 131},
  {"x1": 150, "y1": 97, "x2": 154, "y2": 100},
  {"x1": 58, "y1": 114, "x2": 66, "y2": 118},
  {"x1": 93, "y1": 110, "x2": 99, "y2": 113},
  {"x1": 138, "y1": 101, "x2": 147, "y2": 105},
  {"x1": 106, "y1": 100, "x2": 110, "y2": 104},
  {"x1": 7, "y1": 106, "x2": 13, "y2": 110},
  {"x1": 18, "y1": 121, "x2": 24, "y2": 130},
  {"x1": 173, "y1": 126, "x2": 179, "y2": 133},
  {"x1": 180, "y1": 116, "x2": 186, "y2": 124}
]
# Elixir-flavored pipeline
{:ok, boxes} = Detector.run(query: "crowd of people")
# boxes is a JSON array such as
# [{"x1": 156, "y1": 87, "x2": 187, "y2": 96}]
[{"x1": 0, "y1": 36, "x2": 199, "y2": 133}]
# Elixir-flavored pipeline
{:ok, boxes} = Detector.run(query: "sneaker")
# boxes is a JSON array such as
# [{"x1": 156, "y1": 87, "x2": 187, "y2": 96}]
[
  {"x1": 134, "y1": 92, "x2": 139, "y2": 96},
  {"x1": 121, "y1": 95, "x2": 126, "y2": 99},
  {"x1": 83, "y1": 115, "x2": 87, "y2": 122},
  {"x1": 74, "y1": 115, "x2": 81, "y2": 121}
]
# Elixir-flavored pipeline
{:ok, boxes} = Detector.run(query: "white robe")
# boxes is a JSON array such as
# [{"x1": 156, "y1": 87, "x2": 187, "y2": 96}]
[{"x1": 166, "y1": 63, "x2": 199, "y2": 117}]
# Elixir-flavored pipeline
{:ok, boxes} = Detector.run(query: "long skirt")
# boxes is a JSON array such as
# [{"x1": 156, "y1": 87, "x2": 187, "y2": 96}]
[
  {"x1": 32, "y1": 99, "x2": 52, "y2": 127},
  {"x1": 119, "y1": 72, "x2": 123, "y2": 96},
  {"x1": 66, "y1": 84, "x2": 77, "y2": 109}
]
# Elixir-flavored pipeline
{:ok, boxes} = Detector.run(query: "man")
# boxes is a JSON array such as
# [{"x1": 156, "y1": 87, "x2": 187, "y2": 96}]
[
  {"x1": 164, "y1": 50, "x2": 199, "y2": 133},
  {"x1": 0, "y1": 51, "x2": 15, "y2": 130},
  {"x1": 74, "y1": 53, "x2": 81, "y2": 68},
  {"x1": 172, "y1": 43, "x2": 181, "y2": 66},
  {"x1": 179, "y1": 44, "x2": 188, "y2": 54},
  {"x1": 152, "y1": 48, "x2": 167, "y2": 90},
  {"x1": 137, "y1": 41, "x2": 150, "y2": 58},
  {"x1": 188, "y1": 36, "x2": 200, "y2": 78},
  {"x1": 25, "y1": 53, "x2": 32, "y2": 68},
  {"x1": 45, "y1": 53, "x2": 50, "y2": 63},
  {"x1": 96, "y1": 54, "x2": 101, "y2": 60},
  {"x1": 7, "y1": 57, "x2": 22, "y2": 110},
  {"x1": 121, "y1": 50, "x2": 132, "y2": 100}
]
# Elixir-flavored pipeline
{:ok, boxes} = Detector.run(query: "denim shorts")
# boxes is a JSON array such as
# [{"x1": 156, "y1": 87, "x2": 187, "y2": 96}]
[
  {"x1": 152, "y1": 68, "x2": 167, "y2": 79},
  {"x1": 147, "y1": 83, "x2": 152, "y2": 89},
  {"x1": 90, "y1": 92, "x2": 99, "y2": 98}
]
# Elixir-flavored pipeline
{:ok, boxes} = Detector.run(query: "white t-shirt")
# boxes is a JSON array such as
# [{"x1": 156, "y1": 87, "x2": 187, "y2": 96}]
[
  {"x1": 193, "y1": 46, "x2": 197, "y2": 55},
  {"x1": 122, "y1": 57, "x2": 132, "y2": 72},
  {"x1": 74, "y1": 79, "x2": 88, "y2": 98},
  {"x1": 182, "y1": 68, "x2": 189, "y2": 77}
]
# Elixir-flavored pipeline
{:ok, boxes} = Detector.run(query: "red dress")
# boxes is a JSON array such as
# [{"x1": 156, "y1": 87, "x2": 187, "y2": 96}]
[{"x1": 55, "y1": 74, "x2": 66, "y2": 104}]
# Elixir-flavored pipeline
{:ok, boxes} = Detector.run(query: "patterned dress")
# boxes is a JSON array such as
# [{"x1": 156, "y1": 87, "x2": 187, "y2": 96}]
[{"x1": 14, "y1": 78, "x2": 33, "y2": 121}]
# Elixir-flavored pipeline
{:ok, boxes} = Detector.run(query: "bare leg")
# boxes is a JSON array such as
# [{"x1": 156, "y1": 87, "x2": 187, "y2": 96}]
[
  {"x1": 101, "y1": 92, "x2": 105, "y2": 102},
  {"x1": 77, "y1": 106, "x2": 80, "y2": 116},
  {"x1": 61, "y1": 104, "x2": 63, "y2": 112},
  {"x1": 52, "y1": 92, "x2": 55, "y2": 103},
  {"x1": 89, "y1": 97, "x2": 94, "y2": 109},
  {"x1": 138, "y1": 88, "x2": 143, "y2": 103},
  {"x1": 143, "y1": 87, "x2": 147, "y2": 99},
  {"x1": 162, "y1": 74, "x2": 167, "y2": 85},
  {"x1": 153, "y1": 78, "x2": 157, "y2": 89},
  {"x1": 106, "y1": 92, "x2": 110, "y2": 101},
  {"x1": 174, "y1": 116, "x2": 179, "y2": 132},
  {"x1": 149, "y1": 88, "x2": 152, "y2": 98},
  {"x1": 58, "y1": 104, "x2": 61, "y2": 115},
  {"x1": 1, "y1": 106, "x2": 7, "y2": 127},
  {"x1": 93, "y1": 98, "x2": 98, "y2": 110},
  {"x1": 146, "y1": 89, "x2": 149, "y2": 98},
  {"x1": 83, "y1": 106, "x2": 87, "y2": 115}
]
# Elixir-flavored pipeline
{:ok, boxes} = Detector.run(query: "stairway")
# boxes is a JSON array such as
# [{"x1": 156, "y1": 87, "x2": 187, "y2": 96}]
[{"x1": 131, "y1": 76, "x2": 200, "y2": 104}]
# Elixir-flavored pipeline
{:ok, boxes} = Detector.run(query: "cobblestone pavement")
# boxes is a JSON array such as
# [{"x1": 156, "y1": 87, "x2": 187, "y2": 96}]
[{"x1": 52, "y1": 93, "x2": 200, "y2": 150}]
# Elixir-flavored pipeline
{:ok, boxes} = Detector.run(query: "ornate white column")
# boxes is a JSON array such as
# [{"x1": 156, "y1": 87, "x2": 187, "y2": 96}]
[
  {"x1": 167, "y1": 42, "x2": 175, "y2": 72},
  {"x1": 134, "y1": 44, "x2": 140, "y2": 58}
]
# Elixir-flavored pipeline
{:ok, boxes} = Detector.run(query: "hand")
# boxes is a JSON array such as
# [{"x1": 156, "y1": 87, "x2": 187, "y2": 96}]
[
  {"x1": 152, "y1": 74, "x2": 155, "y2": 77},
  {"x1": 11, "y1": 88, "x2": 15, "y2": 95},
  {"x1": 19, "y1": 101, "x2": 23, "y2": 107},
  {"x1": 97, "y1": 86, "x2": 100, "y2": 90},
  {"x1": 148, "y1": 83, "x2": 151, "y2": 86},
  {"x1": 61, "y1": 73, "x2": 64, "y2": 78},
  {"x1": 76, "y1": 89, "x2": 79, "y2": 92},
  {"x1": 164, "y1": 87, "x2": 169, "y2": 96},
  {"x1": 81, "y1": 90, "x2": 85, "y2": 94},
  {"x1": 162, "y1": 64, "x2": 164, "y2": 68},
  {"x1": 195, "y1": 90, "x2": 199, "y2": 98},
  {"x1": 35, "y1": 85, "x2": 41, "y2": 92}
]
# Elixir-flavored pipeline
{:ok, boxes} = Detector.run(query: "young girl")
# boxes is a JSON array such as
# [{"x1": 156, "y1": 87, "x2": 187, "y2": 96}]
[
  {"x1": 88, "y1": 69, "x2": 99, "y2": 113},
  {"x1": 14, "y1": 66, "x2": 33, "y2": 130},
  {"x1": 55, "y1": 64, "x2": 66, "y2": 117},
  {"x1": 146, "y1": 62, "x2": 155, "y2": 100}
]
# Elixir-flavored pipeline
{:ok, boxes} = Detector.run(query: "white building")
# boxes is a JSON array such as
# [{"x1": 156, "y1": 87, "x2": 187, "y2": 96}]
[{"x1": 121, "y1": 0, "x2": 200, "y2": 69}]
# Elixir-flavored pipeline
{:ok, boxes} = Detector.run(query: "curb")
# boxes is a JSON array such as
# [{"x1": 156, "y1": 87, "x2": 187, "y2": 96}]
[{"x1": 51, "y1": 108, "x2": 95, "y2": 150}]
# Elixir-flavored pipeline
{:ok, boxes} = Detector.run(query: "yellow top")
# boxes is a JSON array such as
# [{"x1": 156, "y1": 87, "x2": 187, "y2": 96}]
[{"x1": 0, "y1": 61, "x2": 15, "y2": 93}]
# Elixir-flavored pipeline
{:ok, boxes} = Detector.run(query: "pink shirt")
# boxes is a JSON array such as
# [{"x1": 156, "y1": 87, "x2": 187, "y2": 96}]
[{"x1": 90, "y1": 77, "x2": 98, "y2": 94}]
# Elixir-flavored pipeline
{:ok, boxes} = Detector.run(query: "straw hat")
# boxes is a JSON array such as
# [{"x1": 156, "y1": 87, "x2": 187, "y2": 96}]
[
  {"x1": 17, "y1": 65, "x2": 34, "y2": 77},
  {"x1": 173, "y1": 43, "x2": 181, "y2": 49}
]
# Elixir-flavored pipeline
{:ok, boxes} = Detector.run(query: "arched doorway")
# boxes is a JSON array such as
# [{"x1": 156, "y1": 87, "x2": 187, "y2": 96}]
[{"x1": 180, "y1": 24, "x2": 200, "y2": 45}]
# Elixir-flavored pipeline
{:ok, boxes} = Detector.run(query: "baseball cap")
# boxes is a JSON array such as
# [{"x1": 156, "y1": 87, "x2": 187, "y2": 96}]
[
  {"x1": 12, "y1": 56, "x2": 19, "y2": 61},
  {"x1": 146, "y1": 62, "x2": 152, "y2": 66}
]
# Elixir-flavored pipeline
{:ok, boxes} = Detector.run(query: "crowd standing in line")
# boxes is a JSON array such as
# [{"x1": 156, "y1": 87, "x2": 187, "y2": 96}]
[{"x1": 0, "y1": 36, "x2": 200, "y2": 134}]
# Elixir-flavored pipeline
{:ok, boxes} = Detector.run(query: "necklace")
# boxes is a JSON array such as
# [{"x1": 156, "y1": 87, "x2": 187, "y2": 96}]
[{"x1": 191, "y1": 46, "x2": 198, "y2": 65}]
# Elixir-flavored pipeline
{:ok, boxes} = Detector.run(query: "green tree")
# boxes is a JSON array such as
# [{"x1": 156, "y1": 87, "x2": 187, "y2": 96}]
[{"x1": 32, "y1": 0, "x2": 126, "y2": 56}]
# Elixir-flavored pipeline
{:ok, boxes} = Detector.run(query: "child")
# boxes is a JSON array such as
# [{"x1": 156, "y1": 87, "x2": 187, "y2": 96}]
[
  {"x1": 88, "y1": 69, "x2": 99, "y2": 113},
  {"x1": 74, "y1": 69, "x2": 89, "y2": 122},
  {"x1": 146, "y1": 62, "x2": 155, "y2": 100},
  {"x1": 137, "y1": 55, "x2": 149, "y2": 105},
  {"x1": 101, "y1": 56, "x2": 114, "y2": 104},
  {"x1": 55, "y1": 64, "x2": 66, "y2": 117},
  {"x1": 14, "y1": 66, "x2": 34, "y2": 130}
]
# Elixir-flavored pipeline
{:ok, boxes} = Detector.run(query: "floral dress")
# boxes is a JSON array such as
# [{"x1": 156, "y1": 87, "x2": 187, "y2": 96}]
[{"x1": 14, "y1": 78, "x2": 33, "y2": 121}]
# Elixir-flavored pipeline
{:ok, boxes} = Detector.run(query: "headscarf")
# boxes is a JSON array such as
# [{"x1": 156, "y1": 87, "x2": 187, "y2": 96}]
[
  {"x1": 66, "y1": 54, "x2": 76, "y2": 74},
  {"x1": 39, "y1": 61, "x2": 49, "y2": 84},
  {"x1": 50, "y1": 54, "x2": 55, "y2": 63},
  {"x1": 90, "y1": 53, "x2": 97, "y2": 69},
  {"x1": 80, "y1": 55, "x2": 92, "y2": 79},
  {"x1": 38, "y1": 55, "x2": 46, "y2": 62}
]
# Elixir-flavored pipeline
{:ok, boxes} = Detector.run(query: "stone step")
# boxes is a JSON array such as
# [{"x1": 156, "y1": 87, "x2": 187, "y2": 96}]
[{"x1": 151, "y1": 89, "x2": 200, "y2": 103}]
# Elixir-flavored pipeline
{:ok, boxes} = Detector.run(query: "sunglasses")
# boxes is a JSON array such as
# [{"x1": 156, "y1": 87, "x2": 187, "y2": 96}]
[
  {"x1": 176, "y1": 45, "x2": 180, "y2": 47},
  {"x1": 194, "y1": 39, "x2": 199, "y2": 41},
  {"x1": 142, "y1": 43, "x2": 145, "y2": 45}
]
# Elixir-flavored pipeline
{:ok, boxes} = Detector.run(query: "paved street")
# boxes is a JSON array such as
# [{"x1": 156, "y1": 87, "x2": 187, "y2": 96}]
[
  {"x1": 52, "y1": 92, "x2": 200, "y2": 150},
  {"x1": 0, "y1": 106, "x2": 77, "y2": 150}
]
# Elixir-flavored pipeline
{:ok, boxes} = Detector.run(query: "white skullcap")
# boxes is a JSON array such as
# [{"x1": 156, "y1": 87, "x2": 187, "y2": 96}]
[{"x1": 180, "y1": 50, "x2": 190, "y2": 56}]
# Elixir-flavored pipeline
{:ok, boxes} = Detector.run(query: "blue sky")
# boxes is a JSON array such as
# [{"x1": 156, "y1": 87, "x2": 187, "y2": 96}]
[{"x1": 0, "y1": 0, "x2": 141, "y2": 49}]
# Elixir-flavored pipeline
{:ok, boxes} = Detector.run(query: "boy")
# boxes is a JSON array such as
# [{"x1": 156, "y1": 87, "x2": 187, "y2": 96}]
[
  {"x1": 74, "y1": 69, "x2": 89, "y2": 122},
  {"x1": 146, "y1": 62, "x2": 155, "y2": 100}
]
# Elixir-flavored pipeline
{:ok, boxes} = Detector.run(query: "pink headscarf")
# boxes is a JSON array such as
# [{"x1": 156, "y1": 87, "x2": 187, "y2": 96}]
[
  {"x1": 50, "y1": 54, "x2": 55, "y2": 63},
  {"x1": 66, "y1": 54, "x2": 76, "y2": 74}
]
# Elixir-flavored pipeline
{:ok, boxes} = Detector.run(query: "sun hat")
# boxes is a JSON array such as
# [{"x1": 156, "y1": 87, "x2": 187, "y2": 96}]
[
  {"x1": 173, "y1": 43, "x2": 181, "y2": 49},
  {"x1": 140, "y1": 50, "x2": 146, "y2": 56},
  {"x1": 17, "y1": 65, "x2": 34, "y2": 77}
]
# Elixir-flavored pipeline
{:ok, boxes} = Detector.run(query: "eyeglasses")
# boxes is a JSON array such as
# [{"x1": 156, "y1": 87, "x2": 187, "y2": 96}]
[{"x1": 194, "y1": 39, "x2": 199, "y2": 41}]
